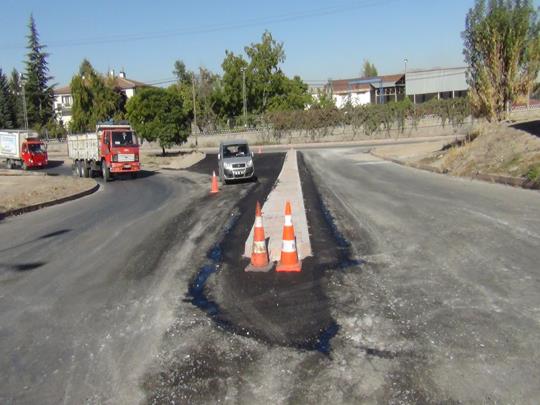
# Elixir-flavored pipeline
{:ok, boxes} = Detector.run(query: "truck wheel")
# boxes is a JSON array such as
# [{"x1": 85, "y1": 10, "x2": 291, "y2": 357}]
[
  {"x1": 82, "y1": 163, "x2": 90, "y2": 178},
  {"x1": 77, "y1": 161, "x2": 84, "y2": 177},
  {"x1": 102, "y1": 163, "x2": 111, "y2": 182}
]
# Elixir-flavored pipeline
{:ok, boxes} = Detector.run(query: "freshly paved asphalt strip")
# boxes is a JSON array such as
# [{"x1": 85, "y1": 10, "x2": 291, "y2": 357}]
[{"x1": 244, "y1": 149, "x2": 312, "y2": 261}]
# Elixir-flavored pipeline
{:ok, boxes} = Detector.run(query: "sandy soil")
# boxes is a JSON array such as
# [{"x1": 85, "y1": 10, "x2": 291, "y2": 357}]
[
  {"x1": 374, "y1": 121, "x2": 540, "y2": 183},
  {"x1": 0, "y1": 174, "x2": 96, "y2": 213},
  {"x1": 372, "y1": 140, "x2": 450, "y2": 162},
  {"x1": 140, "y1": 150, "x2": 205, "y2": 170}
]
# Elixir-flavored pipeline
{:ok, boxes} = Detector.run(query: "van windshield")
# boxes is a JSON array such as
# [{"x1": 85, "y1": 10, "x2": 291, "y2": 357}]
[
  {"x1": 112, "y1": 131, "x2": 138, "y2": 146},
  {"x1": 28, "y1": 143, "x2": 44, "y2": 153},
  {"x1": 223, "y1": 144, "x2": 249, "y2": 158}
]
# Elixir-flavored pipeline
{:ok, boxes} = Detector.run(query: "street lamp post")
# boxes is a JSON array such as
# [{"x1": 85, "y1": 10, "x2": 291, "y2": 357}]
[
  {"x1": 191, "y1": 73, "x2": 198, "y2": 148},
  {"x1": 241, "y1": 67, "x2": 247, "y2": 128},
  {"x1": 20, "y1": 73, "x2": 29, "y2": 130},
  {"x1": 404, "y1": 58, "x2": 408, "y2": 98}
]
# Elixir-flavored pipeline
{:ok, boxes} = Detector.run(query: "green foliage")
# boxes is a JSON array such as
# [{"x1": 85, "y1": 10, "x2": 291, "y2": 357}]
[
  {"x1": 0, "y1": 68, "x2": 15, "y2": 128},
  {"x1": 526, "y1": 165, "x2": 540, "y2": 182},
  {"x1": 221, "y1": 51, "x2": 248, "y2": 119},
  {"x1": 69, "y1": 59, "x2": 125, "y2": 132},
  {"x1": 8, "y1": 69, "x2": 24, "y2": 128},
  {"x1": 24, "y1": 14, "x2": 54, "y2": 128},
  {"x1": 312, "y1": 88, "x2": 336, "y2": 109},
  {"x1": 362, "y1": 59, "x2": 378, "y2": 77},
  {"x1": 244, "y1": 31, "x2": 286, "y2": 113},
  {"x1": 126, "y1": 87, "x2": 190, "y2": 153},
  {"x1": 264, "y1": 98, "x2": 471, "y2": 140},
  {"x1": 463, "y1": 0, "x2": 540, "y2": 121},
  {"x1": 267, "y1": 75, "x2": 312, "y2": 111}
]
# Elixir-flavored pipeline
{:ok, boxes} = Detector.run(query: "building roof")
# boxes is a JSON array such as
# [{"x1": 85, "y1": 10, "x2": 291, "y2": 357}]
[
  {"x1": 331, "y1": 79, "x2": 371, "y2": 94},
  {"x1": 331, "y1": 73, "x2": 405, "y2": 94},
  {"x1": 53, "y1": 75, "x2": 149, "y2": 95},
  {"x1": 54, "y1": 85, "x2": 71, "y2": 95}
]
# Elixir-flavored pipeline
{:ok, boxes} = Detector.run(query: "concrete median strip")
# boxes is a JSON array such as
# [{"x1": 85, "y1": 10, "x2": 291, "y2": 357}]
[{"x1": 244, "y1": 149, "x2": 312, "y2": 262}]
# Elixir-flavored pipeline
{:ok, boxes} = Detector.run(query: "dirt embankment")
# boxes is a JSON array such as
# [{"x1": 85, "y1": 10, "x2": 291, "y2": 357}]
[
  {"x1": 140, "y1": 150, "x2": 205, "y2": 170},
  {"x1": 375, "y1": 120, "x2": 540, "y2": 186},
  {"x1": 0, "y1": 173, "x2": 96, "y2": 214}
]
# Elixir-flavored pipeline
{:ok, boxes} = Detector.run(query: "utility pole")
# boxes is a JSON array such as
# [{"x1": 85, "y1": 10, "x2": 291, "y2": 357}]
[
  {"x1": 20, "y1": 73, "x2": 29, "y2": 130},
  {"x1": 191, "y1": 73, "x2": 198, "y2": 148},
  {"x1": 241, "y1": 67, "x2": 247, "y2": 128},
  {"x1": 404, "y1": 58, "x2": 408, "y2": 101}
]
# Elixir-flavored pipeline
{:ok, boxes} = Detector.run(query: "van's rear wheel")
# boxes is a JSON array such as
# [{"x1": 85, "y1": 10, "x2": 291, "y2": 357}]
[{"x1": 102, "y1": 162, "x2": 111, "y2": 182}]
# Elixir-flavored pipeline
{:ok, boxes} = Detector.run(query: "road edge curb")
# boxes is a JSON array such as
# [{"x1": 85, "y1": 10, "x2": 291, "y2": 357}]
[
  {"x1": 371, "y1": 151, "x2": 540, "y2": 191},
  {"x1": 0, "y1": 181, "x2": 100, "y2": 220}
]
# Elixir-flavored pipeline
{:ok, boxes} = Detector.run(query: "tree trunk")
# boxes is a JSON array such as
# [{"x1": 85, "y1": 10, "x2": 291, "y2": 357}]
[{"x1": 162, "y1": 146, "x2": 166, "y2": 156}]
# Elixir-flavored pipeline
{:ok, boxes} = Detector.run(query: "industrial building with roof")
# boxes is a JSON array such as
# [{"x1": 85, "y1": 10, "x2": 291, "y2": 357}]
[{"x1": 328, "y1": 66, "x2": 468, "y2": 108}]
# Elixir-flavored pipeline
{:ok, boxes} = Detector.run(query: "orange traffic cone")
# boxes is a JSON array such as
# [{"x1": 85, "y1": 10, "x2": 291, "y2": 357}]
[
  {"x1": 245, "y1": 201, "x2": 273, "y2": 272},
  {"x1": 210, "y1": 171, "x2": 219, "y2": 194},
  {"x1": 276, "y1": 201, "x2": 302, "y2": 272}
]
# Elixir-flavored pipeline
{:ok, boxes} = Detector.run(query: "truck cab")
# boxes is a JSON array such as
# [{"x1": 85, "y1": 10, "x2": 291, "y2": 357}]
[
  {"x1": 98, "y1": 126, "x2": 140, "y2": 176},
  {"x1": 21, "y1": 139, "x2": 48, "y2": 169}
]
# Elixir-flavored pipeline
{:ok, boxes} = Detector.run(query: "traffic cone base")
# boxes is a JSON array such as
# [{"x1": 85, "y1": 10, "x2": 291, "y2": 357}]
[
  {"x1": 245, "y1": 261, "x2": 274, "y2": 272},
  {"x1": 276, "y1": 260, "x2": 302, "y2": 272}
]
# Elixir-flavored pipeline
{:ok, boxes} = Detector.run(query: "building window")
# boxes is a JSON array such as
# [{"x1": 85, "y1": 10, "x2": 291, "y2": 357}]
[{"x1": 62, "y1": 95, "x2": 72, "y2": 107}]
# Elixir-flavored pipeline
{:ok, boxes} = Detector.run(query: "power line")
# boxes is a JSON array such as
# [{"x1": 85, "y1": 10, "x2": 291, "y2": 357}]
[{"x1": 0, "y1": 0, "x2": 399, "y2": 51}]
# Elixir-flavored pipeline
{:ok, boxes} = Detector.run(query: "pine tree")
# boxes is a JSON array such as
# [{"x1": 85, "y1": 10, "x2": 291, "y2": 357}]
[
  {"x1": 24, "y1": 14, "x2": 54, "y2": 128},
  {"x1": 8, "y1": 69, "x2": 24, "y2": 128},
  {"x1": 0, "y1": 68, "x2": 14, "y2": 128}
]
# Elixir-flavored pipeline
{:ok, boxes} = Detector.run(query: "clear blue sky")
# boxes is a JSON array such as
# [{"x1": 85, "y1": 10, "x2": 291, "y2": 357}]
[{"x1": 1, "y1": 0, "x2": 536, "y2": 86}]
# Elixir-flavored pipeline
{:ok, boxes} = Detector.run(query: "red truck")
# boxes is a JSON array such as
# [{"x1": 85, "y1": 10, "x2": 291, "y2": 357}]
[
  {"x1": 0, "y1": 130, "x2": 48, "y2": 170},
  {"x1": 67, "y1": 122, "x2": 141, "y2": 181}
]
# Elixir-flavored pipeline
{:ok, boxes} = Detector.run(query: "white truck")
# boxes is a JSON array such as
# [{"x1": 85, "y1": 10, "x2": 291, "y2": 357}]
[
  {"x1": 67, "y1": 123, "x2": 141, "y2": 181},
  {"x1": 0, "y1": 130, "x2": 48, "y2": 169}
]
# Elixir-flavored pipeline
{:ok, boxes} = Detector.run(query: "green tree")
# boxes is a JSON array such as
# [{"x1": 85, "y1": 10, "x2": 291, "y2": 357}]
[
  {"x1": 244, "y1": 31, "x2": 286, "y2": 113},
  {"x1": 8, "y1": 69, "x2": 25, "y2": 128},
  {"x1": 126, "y1": 87, "x2": 190, "y2": 155},
  {"x1": 0, "y1": 68, "x2": 15, "y2": 128},
  {"x1": 362, "y1": 59, "x2": 378, "y2": 77},
  {"x1": 463, "y1": 0, "x2": 540, "y2": 120},
  {"x1": 173, "y1": 60, "x2": 193, "y2": 86},
  {"x1": 24, "y1": 14, "x2": 54, "y2": 128},
  {"x1": 267, "y1": 75, "x2": 312, "y2": 111},
  {"x1": 70, "y1": 59, "x2": 124, "y2": 132},
  {"x1": 221, "y1": 51, "x2": 248, "y2": 120}
]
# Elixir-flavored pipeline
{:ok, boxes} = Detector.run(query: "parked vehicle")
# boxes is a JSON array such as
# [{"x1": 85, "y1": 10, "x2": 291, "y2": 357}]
[
  {"x1": 217, "y1": 140, "x2": 255, "y2": 184},
  {"x1": 67, "y1": 122, "x2": 141, "y2": 181},
  {"x1": 0, "y1": 130, "x2": 48, "y2": 170}
]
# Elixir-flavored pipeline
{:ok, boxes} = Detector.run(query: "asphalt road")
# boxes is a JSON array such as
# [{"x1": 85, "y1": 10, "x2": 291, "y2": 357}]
[
  {"x1": 301, "y1": 148, "x2": 540, "y2": 403},
  {"x1": 2, "y1": 147, "x2": 539, "y2": 404}
]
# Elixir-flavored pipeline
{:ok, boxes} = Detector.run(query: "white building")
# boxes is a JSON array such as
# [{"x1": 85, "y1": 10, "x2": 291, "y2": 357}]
[
  {"x1": 53, "y1": 71, "x2": 149, "y2": 127},
  {"x1": 330, "y1": 79, "x2": 371, "y2": 108}
]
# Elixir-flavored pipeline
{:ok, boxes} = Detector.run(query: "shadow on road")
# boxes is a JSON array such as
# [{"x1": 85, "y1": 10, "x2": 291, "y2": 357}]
[
  {"x1": 46, "y1": 159, "x2": 65, "y2": 168},
  {"x1": 511, "y1": 120, "x2": 540, "y2": 138},
  {"x1": 0, "y1": 229, "x2": 72, "y2": 253}
]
